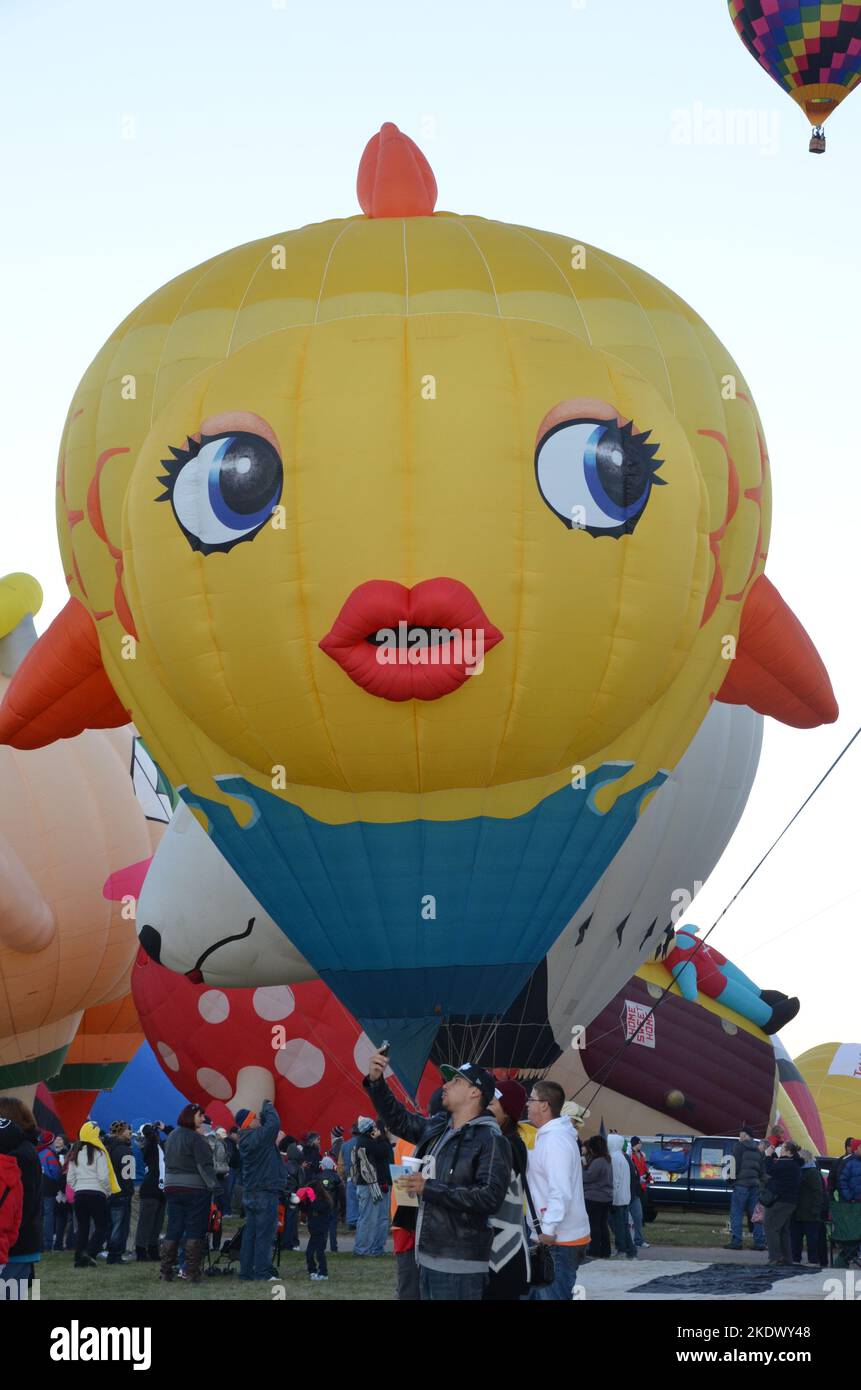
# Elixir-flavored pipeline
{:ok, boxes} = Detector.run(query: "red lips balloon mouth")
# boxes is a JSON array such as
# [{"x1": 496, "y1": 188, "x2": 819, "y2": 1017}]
[{"x1": 319, "y1": 578, "x2": 504, "y2": 701}]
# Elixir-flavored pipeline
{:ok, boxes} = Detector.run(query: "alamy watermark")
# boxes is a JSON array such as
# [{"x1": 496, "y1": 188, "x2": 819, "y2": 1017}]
[
  {"x1": 373, "y1": 624, "x2": 485, "y2": 675},
  {"x1": 671, "y1": 103, "x2": 780, "y2": 157}
]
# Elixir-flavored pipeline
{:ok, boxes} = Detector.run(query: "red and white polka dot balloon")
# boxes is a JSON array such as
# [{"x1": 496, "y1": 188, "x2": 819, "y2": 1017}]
[{"x1": 132, "y1": 949, "x2": 435, "y2": 1137}]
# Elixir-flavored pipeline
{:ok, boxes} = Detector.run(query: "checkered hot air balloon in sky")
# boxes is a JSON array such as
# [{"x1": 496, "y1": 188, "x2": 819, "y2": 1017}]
[{"x1": 728, "y1": 1, "x2": 861, "y2": 151}]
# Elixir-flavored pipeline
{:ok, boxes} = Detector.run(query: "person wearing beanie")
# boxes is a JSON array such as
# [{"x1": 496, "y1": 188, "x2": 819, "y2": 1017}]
[
  {"x1": 485, "y1": 1079, "x2": 530, "y2": 1301},
  {"x1": 236, "y1": 1097, "x2": 282, "y2": 1282},
  {"x1": 364, "y1": 1055, "x2": 510, "y2": 1301},
  {"x1": 0, "y1": 1118, "x2": 24, "y2": 1274},
  {"x1": 351, "y1": 1116, "x2": 394, "y2": 1259}
]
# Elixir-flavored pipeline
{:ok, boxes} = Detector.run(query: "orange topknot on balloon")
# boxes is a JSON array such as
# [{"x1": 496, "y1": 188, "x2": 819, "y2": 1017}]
[{"x1": 356, "y1": 122, "x2": 437, "y2": 217}]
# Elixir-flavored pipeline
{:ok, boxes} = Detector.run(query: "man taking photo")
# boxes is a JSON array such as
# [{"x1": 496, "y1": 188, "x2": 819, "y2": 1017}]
[{"x1": 364, "y1": 1052, "x2": 510, "y2": 1301}]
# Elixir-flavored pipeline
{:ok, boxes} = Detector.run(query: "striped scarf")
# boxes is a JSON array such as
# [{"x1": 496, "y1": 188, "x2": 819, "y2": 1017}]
[{"x1": 488, "y1": 1168, "x2": 528, "y2": 1274}]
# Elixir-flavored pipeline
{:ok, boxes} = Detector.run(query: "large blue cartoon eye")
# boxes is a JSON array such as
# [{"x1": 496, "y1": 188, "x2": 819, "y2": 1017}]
[
  {"x1": 157, "y1": 431, "x2": 283, "y2": 554},
  {"x1": 535, "y1": 417, "x2": 665, "y2": 538}
]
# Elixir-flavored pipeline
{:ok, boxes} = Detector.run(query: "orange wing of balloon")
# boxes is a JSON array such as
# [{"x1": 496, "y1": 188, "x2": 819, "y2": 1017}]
[
  {"x1": 717, "y1": 575, "x2": 838, "y2": 729},
  {"x1": 0, "y1": 598, "x2": 128, "y2": 749}
]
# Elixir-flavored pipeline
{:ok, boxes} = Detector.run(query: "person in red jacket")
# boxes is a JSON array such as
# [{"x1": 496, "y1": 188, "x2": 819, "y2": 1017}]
[{"x1": 0, "y1": 1118, "x2": 25, "y2": 1273}]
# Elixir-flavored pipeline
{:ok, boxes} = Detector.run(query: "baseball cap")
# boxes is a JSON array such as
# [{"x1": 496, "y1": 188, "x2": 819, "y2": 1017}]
[{"x1": 439, "y1": 1063, "x2": 502, "y2": 1106}]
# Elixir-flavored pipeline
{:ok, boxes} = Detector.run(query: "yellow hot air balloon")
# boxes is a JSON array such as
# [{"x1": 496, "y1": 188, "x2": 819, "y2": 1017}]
[
  {"x1": 795, "y1": 1043, "x2": 861, "y2": 1156},
  {"x1": 0, "y1": 126, "x2": 837, "y2": 1089}
]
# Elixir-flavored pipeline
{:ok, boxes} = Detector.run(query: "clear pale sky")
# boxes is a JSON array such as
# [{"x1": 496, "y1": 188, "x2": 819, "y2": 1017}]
[{"x1": 1, "y1": 0, "x2": 858, "y2": 1058}]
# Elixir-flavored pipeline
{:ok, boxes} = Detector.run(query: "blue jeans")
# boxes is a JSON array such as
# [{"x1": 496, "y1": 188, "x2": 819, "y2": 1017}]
[
  {"x1": 419, "y1": 1266, "x2": 487, "y2": 1300},
  {"x1": 283, "y1": 1205, "x2": 299, "y2": 1248},
  {"x1": 346, "y1": 1179, "x2": 359, "y2": 1226},
  {"x1": 107, "y1": 1195, "x2": 132, "y2": 1258},
  {"x1": 240, "y1": 1191, "x2": 278, "y2": 1280},
  {"x1": 729, "y1": 1184, "x2": 765, "y2": 1248},
  {"x1": 307, "y1": 1229, "x2": 328, "y2": 1275},
  {"x1": 224, "y1": 1171, "x2": 238, "y2": 1214},
  {"x1": 354, "y1": 1185, "x2": 388, "y2": 1255},
  {"x1": 630, "y1": 1195, "x2": 645, "y2": 1246},
  {"x1": 610, "y1": 1204, "x2": 635, "y2": 1256},
  {"x1": 42, "y1": 1197, "x2": 57, "y2": 1251},
  {"x1": 0, "y1": 1262, "x2": 35, "y2": 1287},
  {"x1": 165, "y1": 1190, "x2": 210, "y2": 1243},
  {"x1": 530, "y1": 1243, "x2": 583, "y2": 1300},
  {"x1": 328, "y1": 1206, "x2": 339, "y2": 1251}
]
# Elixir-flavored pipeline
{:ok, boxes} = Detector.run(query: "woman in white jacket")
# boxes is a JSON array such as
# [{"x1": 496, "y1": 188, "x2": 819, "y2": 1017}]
[{"x1": 67, "y1": 1122, "x2": 118, "y2": 1268}]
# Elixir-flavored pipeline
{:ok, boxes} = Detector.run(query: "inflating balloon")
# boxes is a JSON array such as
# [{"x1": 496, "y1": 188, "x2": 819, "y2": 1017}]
[
  {"x1": 131, "y1": 948, "x2": 436, "y2": 1138},
  {"x1": 551, "y1": 959, "x2": 778, "y2": 1137},
  {"x1": 795, "y1": 1042, "x2": 861, "y2": 1156},
  {"x1": 0, "y1": 124, "x2": 837, "y2": 1089},
  {"x1": 137, "y1": 801, "x2": 315, "y2": 987},
  {"x1": 136, "y1": 697, "x2": 760, "y2": 1081},
  {"x1": 770, "y1": 1037, "x2": 827, "y2": 1154},
  {"x1": 44, "y1": 994, "x2": 144, "y2": 1137},
  {"x1": 0, "y1": 573, "x2": 162, "y2": 1098},
  {"x1": 728, "y1": 2, "x2": 861, "y2": 152}
]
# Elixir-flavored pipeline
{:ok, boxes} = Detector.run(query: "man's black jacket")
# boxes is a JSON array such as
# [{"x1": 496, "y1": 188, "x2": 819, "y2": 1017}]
[{"x1": 364, "y1": 1075, "x2": 510, "y2": 1265}]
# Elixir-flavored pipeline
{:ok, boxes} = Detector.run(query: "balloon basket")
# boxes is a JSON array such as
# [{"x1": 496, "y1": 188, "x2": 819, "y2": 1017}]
[{"x1": 809, "y1": 127, "x2": 826, "y2": 155}]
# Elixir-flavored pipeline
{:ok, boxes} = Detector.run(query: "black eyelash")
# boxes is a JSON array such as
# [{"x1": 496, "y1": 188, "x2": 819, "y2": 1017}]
[
  {"x1": 614, "y1": 420, "x2": 667, "y2": 484},
  {"x1": 155, "y1": 434, "x2": 208, "y2": 502}
]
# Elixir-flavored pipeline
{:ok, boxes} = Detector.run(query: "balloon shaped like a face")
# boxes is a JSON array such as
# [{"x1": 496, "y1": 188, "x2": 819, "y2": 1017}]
[{"x1": 1, "y1": 127, "x2": 836, "y2": 1087}]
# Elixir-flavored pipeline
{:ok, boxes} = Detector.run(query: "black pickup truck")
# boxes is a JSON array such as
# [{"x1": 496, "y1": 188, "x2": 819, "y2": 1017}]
[
  {"x1": 641, "y1": 1134, "x2": 738, "y2": 1212},
  {"x1": 641, "y1": 1134, "x2": 837, "y2": 1214}
]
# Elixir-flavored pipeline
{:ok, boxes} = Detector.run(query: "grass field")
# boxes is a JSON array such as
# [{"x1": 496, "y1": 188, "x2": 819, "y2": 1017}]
[
  {"x1": 27, "y1": 1209, "x2": 734, "y2": 1300},
  {"x1": 645, "y1": 1208, "x2": 733, "y2": 1249},
  {"x1": 32, "y1": 1247, "x2": 397, "y2": 1302}
]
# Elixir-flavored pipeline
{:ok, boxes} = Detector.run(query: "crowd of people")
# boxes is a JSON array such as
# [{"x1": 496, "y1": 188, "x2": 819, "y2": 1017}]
[
  {"x1": 726, "y1": 1127, "x2": 861, "y2": 1267},
  {"x1": 361, "y1": 1054, "x2": 654, "y2": 1301},
  {"x1": 2, "y1": 1082, "x2": 860, "y2": 1299}
]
